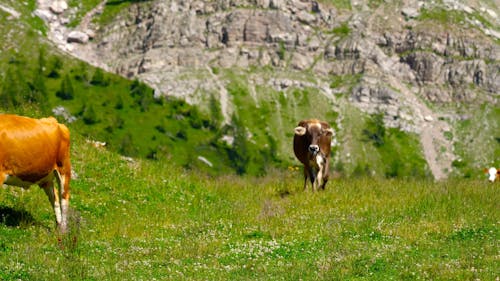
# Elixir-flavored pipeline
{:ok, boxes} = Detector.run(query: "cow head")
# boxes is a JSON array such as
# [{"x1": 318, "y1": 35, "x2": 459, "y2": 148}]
[{"x1": 294, "y1": 121, "x2": 334, "y2": 157}]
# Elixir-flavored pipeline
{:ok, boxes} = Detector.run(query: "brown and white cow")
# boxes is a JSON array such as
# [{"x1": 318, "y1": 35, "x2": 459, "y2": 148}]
[
  {"x1": 484, "y1": 167, "x2": 500, "y2": 182},
  {"x1": 0, "y1": 114, "x2": 71, "y2": 232},
  {"x1": 293, "y1": 119, "x2": 334, "y2": 191}
]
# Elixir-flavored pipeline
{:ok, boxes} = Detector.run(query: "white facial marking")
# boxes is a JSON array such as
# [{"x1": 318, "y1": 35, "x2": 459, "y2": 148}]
[{"x1": 309, "y1": 122, "x2": 321, "y2": 130}]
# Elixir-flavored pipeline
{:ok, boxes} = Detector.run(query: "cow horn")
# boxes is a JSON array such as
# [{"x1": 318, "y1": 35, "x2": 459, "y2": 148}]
[{"x1": 294, "y1": 126, "x2": 306, "y2": 136}]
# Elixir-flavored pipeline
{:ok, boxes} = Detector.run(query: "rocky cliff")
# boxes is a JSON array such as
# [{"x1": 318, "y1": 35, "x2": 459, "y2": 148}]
[{"x1": 36, "y1": 0, "x2": 499, "y2": 179}]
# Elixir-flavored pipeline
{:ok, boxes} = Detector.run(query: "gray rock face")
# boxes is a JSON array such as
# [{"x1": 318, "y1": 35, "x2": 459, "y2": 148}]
[{"x1": 83, "y1": 1, "x2": 497, "y2": 104}]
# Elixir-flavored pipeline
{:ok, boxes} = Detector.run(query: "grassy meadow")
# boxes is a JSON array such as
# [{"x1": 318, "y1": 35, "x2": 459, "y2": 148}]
[{"x1": 0, "y1": 136, "x2": 498, "y2": 280}]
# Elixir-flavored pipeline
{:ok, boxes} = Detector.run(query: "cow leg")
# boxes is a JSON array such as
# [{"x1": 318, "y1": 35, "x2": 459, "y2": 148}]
[
  {"x1": 308, "y1": 167, "x2": 317, "y2": 191},
  {"x1": 303, "y1": 166, "x2": 313, "y2": 191},
  {"x1": 320, "y1": 158, "x2": 330, "y2": 190},
  {"x1": 41, "y1": 180, "x2": 63, "y2": 229},
  {"x1": 309, "y1": 168, "x2": 316, "y2": 184},
  {"x1": 54, "y1": 170, "x2": 69, "y2": 233},
  {"x1": 302, "y1": 167, "x2": 309, "y2": 190},
  {"x1": 313, "y1": 155, "x2": 326, "y2": 192},
  {"x1": 314, "y1": 167, "x2": 323, "y2": 192},
  {"x1": 320, "y1": 177, "x2": 328, "y2": 190}
]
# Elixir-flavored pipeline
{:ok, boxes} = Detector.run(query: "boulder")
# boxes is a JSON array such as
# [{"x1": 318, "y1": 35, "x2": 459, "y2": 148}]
[
  {"x1": 34, "y1": 9, "x2": 55, "y2": 23},
  {"x1": 401, "y1": 7, "x2": 419, "y2": 18},
  {"x1": 50, "y1": 0, "x2": 68, "y2": 15},
  {"x1": 67, "y1": 31, "x2": 89, "y2": 44}
]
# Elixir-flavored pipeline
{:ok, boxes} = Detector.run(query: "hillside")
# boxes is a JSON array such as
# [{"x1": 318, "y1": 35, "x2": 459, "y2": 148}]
[
  {"x1": 0, "y1": 0, "x2": 499, "y2": 178},
  {"x1": 0, "y1": 134, "x2": 498, "y2": 279}
]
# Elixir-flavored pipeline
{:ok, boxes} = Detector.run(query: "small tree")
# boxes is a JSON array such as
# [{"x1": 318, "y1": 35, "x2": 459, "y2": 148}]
[
  {"x1": 73, "y1": 62, "x2": 90, "y2": 83},
  {"x1": 227, "y1": 114, "x2": 249, "y2": 175},
  {"x1": 56, "y1": 74, "x2": 75, "y2": 100},
  {"x1": 47, "y1": 56, "x2": 63, "y2": 78},
  {"x1": 0, "y1": 66, "x2": 30, "y2": 109},
  {"x1": 82, "y1": 103, "x2": 98, "y2": 125},
  {"x1": 119, "y1": 133, "x2": 138, "y2": 157},
  {"x1": 130, "y1": 79, "x2": 153, "y2": 112},
  {"x1": 90, "y1": 68, "x2": 108, "y2": 86},
  {"x1": 29, "y1": 48, "x2": 48, "y2": 108},
  {"x1": 115, "y1": 94, "x2": 124, "y2": 110},
  {"x1": 362, "y1": 113, "x2": 386, "y2": 147},
  {"x1": 29, "y1": 73, "x2": 47, "y2": 105},
  {"x1": 209, "y1": 93, "x2": 223, "y2": 128}
]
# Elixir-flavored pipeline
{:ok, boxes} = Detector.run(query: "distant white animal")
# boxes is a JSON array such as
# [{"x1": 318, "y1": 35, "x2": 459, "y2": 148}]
[
  {"x1": 86, "y1": 139, "x2": 106, "y2": 148},
  {"x1": 485, "y1": 167, "x2": 499, "y2": 182}
]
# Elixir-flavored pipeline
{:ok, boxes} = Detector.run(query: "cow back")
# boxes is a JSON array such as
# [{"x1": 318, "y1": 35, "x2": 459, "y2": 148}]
[{"x1": 0, "y1": 115, "x2": 68, "y2": 179}]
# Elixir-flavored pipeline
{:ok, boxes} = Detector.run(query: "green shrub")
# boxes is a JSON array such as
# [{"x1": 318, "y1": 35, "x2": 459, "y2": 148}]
[
  {"x1": 56, "y1": 74, "x2": 75, "y2": 100},
  {"x1": 130, "y1": 79, "x2": 154, "y2": 112},
  {"x1": 277, "y1": 40, "x2": 286, "y2": 60},
  {"x1": 82, "y1": 103, "x2": 98, "y2": 125},
  {"x1": 331, "y1": 22, "x2": 350, "y2": 37},
  {"x1": 119, "y1": 133, "x2": 138, "y2": 157},
  {"x1": 90, "y1": 68, "x2": 109, "y2": 86},
  {"x1": 226, "y1": 114, "x2": 249, "y2": 175},
  {"x1": 0, "y1": 67, "x2": 27, "y2": 109},
  {"x1": 362, "y1": 113, "x2": 385, "y2": 147},
  {"x1": 46, "y1": 56, "x2": 63, "y2": 78}
]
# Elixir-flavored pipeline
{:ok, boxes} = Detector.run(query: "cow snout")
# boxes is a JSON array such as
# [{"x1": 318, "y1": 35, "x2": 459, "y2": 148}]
[{"x1": 308, "y1": 145, "x2": 319, "y2": 155}]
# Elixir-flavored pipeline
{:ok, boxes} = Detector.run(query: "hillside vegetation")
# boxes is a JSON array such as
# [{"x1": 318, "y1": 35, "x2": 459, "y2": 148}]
[{"x1": 0, "y1": 137, "x2": 498, "y2": 280}]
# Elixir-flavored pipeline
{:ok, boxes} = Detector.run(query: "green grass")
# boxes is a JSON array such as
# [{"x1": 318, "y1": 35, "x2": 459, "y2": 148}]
[
  {"x1": 418, "y1": 8, "x2": 468, "y2": 26},
  {"x1": 0, "y1": 136, "x2": 498, "y2": 280},
  {"x1": 318, "y1": 0, "x2": 351, "y2": 11},
  {"x1": 329, "y1": 22, "x2": 351, "y2": 38},
  {"x1": 452, "y1": 104, "x2": 500, "y2": 178}
]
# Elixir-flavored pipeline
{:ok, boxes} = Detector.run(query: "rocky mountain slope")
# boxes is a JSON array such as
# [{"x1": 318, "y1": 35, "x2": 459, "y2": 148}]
[{"x1": 28, "y1": 0, "x2": 500, "y2": 179}]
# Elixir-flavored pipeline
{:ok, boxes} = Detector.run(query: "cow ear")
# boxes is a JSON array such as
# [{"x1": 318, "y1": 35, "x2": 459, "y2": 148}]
[
  {"x1": 294, "y1": 126, "x2": 306, "y2": 136},
  {"x1": 324, "y1": 128, "x2": 334, "y2": 136}
]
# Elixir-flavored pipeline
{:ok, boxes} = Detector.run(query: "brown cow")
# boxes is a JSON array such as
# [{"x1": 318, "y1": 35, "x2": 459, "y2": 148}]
[
  {"x1": 0, "y1": 114, "x2": 71, "y2": 232},
  {"x1": 293, "y1": 119, "x2": 334, "y2": 191}
]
